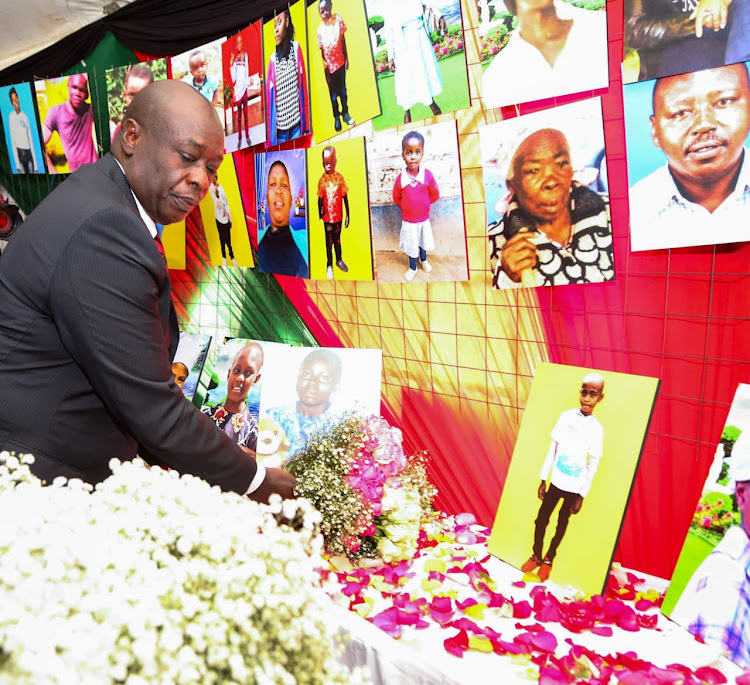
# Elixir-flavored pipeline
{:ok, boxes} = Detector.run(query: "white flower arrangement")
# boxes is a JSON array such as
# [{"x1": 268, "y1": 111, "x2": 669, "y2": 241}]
[{"x1": 0, "y1": 452, "x2": 367, "y2": 685}]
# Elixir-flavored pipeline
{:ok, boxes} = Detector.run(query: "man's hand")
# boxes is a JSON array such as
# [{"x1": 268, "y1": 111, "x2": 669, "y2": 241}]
[
  {"x1": 345, "y1": 214, "x2": 350, "y2": 228},
  {"x1": 538, "y1": 481, "x2": 546, "y2": 501},
  {"x1": 389, "y1": 59, "x2": 396, "y2": 73},
  {"x1": 247, "y1": 467, "x2": 296, "y2": 503},
  {"x1": 571, "y1": 494, "x2": 583, "y2": 514},
  {"x1": 501, "y1": 231, "x2": 538, "y2": 283}
]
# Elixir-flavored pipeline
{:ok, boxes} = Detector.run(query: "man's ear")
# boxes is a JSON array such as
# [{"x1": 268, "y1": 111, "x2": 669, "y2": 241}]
[
  {"x1": 254, "y1": 372, "x2": 262, "y2": 385},
  {"x1": 506, "y1": 177, "x2": 516, "y2": 194},
  {"x1": 649, "y1": 115, "x2": 661, "y2": 149},
  {"x1": 120, "y1": 118, "x2": 141, "y2": 158}
]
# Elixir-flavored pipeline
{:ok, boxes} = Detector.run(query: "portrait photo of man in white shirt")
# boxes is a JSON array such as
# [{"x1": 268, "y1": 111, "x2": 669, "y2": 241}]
[{"x1": 625, "y1": 62, "x2": 750, "y2": 251}]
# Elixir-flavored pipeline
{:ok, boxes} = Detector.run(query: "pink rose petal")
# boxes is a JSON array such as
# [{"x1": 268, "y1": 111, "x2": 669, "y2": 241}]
[
  {"x1": 444, "y1": 629, "x2": 469, "y2": 657},
  {"x1": 591, "y1": 625, "x2": 613, "y2": 637},
  {"x1": 531, "y1": 630, "x2": 558, "y2": 653},
  {"x1": 693, "y1": 666, "x2": 727, "y2": 684}
]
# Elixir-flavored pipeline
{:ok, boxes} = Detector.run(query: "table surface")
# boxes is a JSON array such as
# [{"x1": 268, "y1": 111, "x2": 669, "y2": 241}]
[{"x1": 323, "y1": 518, "x2": 741, "y2": 684}]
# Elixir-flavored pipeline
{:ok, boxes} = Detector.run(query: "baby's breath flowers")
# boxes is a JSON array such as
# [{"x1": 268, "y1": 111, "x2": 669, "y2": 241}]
[
  {"x1": 0, "y1": 451, "x2": 366, "y2": 685},
  {"x1": 286, "y1": 413, "x2": 437, "y2": 563}
]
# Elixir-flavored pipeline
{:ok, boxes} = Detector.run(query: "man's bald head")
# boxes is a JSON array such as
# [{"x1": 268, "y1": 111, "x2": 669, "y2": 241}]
[
  {"x1": 115, "y1": 79, "x2": 222, "y2": 149},
  {"x1": 112, "y1": 80, "x2": 226, "y2": 226}
]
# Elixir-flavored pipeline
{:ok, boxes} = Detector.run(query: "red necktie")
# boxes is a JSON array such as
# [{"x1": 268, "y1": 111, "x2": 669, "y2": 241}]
[{"x1": 154, "y1": 233, "x2": 167, "y2": 263}]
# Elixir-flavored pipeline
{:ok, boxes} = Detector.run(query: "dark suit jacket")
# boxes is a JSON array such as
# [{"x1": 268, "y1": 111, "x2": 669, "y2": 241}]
[{"x1": 0, "y1": 154, "x2": 257, "y2": 493}]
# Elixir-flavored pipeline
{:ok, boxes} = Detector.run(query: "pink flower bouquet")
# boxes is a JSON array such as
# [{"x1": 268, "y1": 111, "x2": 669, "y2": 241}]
[{"x1": 286, "y1": 413, "x2": 437, "y2": 563}]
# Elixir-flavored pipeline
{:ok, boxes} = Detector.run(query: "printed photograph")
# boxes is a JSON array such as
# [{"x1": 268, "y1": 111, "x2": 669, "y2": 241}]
[
  {"x1": 488, "y1": 362, "x2": 659, "y2": 596},
  {"x1": 255, "y1": 149, "x2": 309, "y2": 278},
  {"x1": 366, "y1": 0, "x2": 470, "y2": 130},
  {"x1": 306, "y1": 137, "x2": 374, "y2": 281},
  {"x1": 259, "y1": 345, "x2": 383, "y2": 463},
  {"x1": 222, "y1": 22, "x2": 265, "y2": 152},
  {"x1": 0, "y1": 82, "x2": 44, "y2": 175},
  {"x1": 198, "y1": 152, "x2": 255, "y2": 268},
  {"x1": 480, "y1": 97, "x2": 613, "y2": 289},
  {"x1": 625, "y1": 61, "x2": 750, "y2": 251},
  {"x1": 480, "y1": 0, "x2": 608, "y2": 109},
  {"x1": 263, "y1": 0, "x2": 312, "y2": 146},
  {"x1": 307, "y1": 0, "x2": 381, "y2": 143},
  {"x1": 35, "y1": 74, "x2": 99, "y2": 174},
  {"x1": 200, "y1": 339, "x2": 289, "y2": 457},
  {"x1": 171, "y1": 38, "x2": 225, "y2": 122},
  {"x1": 623, "y1": 0, "x2": 750, "y2": 83},
  {"x1": 105, "y1": 59, "x2": 168, "y2": 144},
  {"x1": 366, "y1": 119, "x2": 468, "y2": 283},
  {"x1": 172, "y1": 332, "x2": 212, "y2": 402},
  {"x1": 663, "y1": 384, "x2": 750, "y2": 670}
]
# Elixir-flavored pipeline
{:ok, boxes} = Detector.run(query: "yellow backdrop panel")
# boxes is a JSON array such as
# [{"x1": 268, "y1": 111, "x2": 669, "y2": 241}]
[
  {"x1": 199, "y1": 153, "x2": 255, "y2": 268},
  {"x1": 306, "y1": 137, "x2": 374, "y2": 281},
  {"x1": 307, "y1": 0, "x2": 381, "y2": 143},
  {"x1": 488, "y1": 362, "x2": 659, "y2": 596}
]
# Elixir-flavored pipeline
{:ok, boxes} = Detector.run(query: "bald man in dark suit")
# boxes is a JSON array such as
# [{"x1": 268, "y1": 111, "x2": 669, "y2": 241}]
[{"x1": 0, "y1": 80, "x2": 294, "y2": 501}]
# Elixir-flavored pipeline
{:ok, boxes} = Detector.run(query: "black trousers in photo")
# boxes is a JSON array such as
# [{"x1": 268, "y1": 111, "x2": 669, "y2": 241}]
[{"x1": 532, "y1": 483, "x2": 579, "y2": 561}]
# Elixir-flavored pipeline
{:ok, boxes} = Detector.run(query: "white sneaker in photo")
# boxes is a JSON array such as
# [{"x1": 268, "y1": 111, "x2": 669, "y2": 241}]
[
  {"x1": 404, "y1": 267, "x2": 417, "y2": 282},
  {"x1": 231, "y1": 257, "x2": 238, "y2": 266},
  {"x1": 327, "y1": 265, "x2": 334, "y2": 280},
  {"x1": 221, "y1": 257, "x2": 227, "y2": 266},
  {"x1": 421, "y1": 259, "x2": 432, "y2": 273}
]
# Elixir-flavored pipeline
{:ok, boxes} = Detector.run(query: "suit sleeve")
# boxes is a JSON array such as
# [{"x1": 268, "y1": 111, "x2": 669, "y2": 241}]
[{"x1": 47, "y1": 206, "x2": 256, "y2": 494}]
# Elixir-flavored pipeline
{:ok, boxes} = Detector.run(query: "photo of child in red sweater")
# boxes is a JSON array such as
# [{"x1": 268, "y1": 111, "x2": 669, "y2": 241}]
[{"x1": 366, "y1": 120, "x2": 468, "y2": 283}]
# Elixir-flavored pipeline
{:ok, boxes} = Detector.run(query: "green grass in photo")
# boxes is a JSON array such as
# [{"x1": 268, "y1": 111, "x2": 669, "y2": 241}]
[{"x1": 372, "y1": 52, "x2": 469, "y2": 131}]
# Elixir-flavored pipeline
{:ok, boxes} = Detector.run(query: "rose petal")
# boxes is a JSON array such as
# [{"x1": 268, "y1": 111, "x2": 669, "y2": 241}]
[
  {"x1": 531, "y1": 630, "x2": 558, "y2": 653},
  {"x1": 693, "y1": 666, "x2": 727, "y2": 684},
  {"x1": 444, "y1": 629, "x2": 469, "y2": 657},
  {"x1": 591, "y1": 625, "x2": 613, "y2": 637}
]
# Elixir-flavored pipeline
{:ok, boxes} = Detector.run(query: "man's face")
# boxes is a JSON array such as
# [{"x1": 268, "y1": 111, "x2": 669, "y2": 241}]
[
  {"x1": 323, "y1": 149, "x2": 337, "y2": 174},
  {"x1": 296, "y1": 357, "x2": 339, "y2": 408},
  {"x1": 319, "y1": 0, "x2": 332, "y2": 21},
  {"x1": 171, "y1": 363, "x2": 188, "y2": 390},
  {"x1": 124, "y1": 94, "x2": 225, "y2": 226},
  {"x1": 275, "y1": 12, "x2": 289, "y2": 46},
  {"x1": 266, "y1": 163, "x2": 292, "y2": 228},
  {"x1": 508, "y1": 129, "x2": 573, "y2": 225},
  {"x1": 189, "y1": 54, "x2": 207, "y2": 83},
  {"x1": 402, "y1": 137, "x2": 424, "y2": 173},
  {"x1": 10, "y1": 92, "x2": 20, "y2": 113},
  {"x1": 651, "y1": 65, "x2": 750, "y2": 185},
  {"x1": 579, "y1": 381, "x2": 604, "y2": 416},
  {"x1": 124, "y1": 75, "x2": 151, "y2": 109},
  {"x1": 67, "y1": 75, "x2": 89, "y2": 111},
  {"x1": 236, "y1": 35, "x2": 244, "y2": 53},
  {"x1": 226, "y1": 346, "x2": 263, "y2": 405}
]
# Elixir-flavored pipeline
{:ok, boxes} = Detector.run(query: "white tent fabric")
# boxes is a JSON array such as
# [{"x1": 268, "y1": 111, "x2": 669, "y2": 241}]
[{"x1": 2, "y1": 0, "x2": 138, "y2": 73}]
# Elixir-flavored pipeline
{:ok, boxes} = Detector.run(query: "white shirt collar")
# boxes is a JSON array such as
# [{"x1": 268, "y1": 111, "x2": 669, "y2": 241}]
[
  {"x1": 114, "y1": 157, "x2": 157, "y2": 238},
  {"x1": 660, "y1": 147, "x2": 750, "y2": 212},
  {"x1": 400, "y1": 166, "x2": 426, "y2": 187}
]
